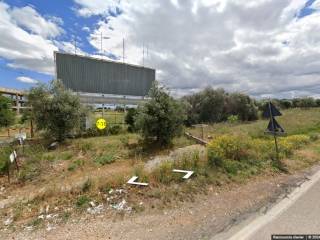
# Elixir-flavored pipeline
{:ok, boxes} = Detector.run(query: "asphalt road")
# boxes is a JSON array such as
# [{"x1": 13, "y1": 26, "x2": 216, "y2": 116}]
[{"x1": 214, "y1": 168, "x2": 320, "y2": 240}]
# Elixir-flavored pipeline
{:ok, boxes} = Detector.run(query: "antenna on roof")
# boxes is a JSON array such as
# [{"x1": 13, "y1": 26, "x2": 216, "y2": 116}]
[
  {"x1": 122, "y1": 38, "x2": 125, "y2": 63},
  {"x1": 73, "y1": 36, "x2": 77, "y2": 55},
  {"x1": 142, "y1": 43, "x2": 145, "y2": 67}
]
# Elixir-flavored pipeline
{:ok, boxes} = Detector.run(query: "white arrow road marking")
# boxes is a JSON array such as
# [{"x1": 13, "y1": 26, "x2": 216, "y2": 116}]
[
  {"x1": 127, "y1": 176, "x2": 149, "y2": 186},
  {"x1": 173, "y1": 169, "x2": 194, "y2": 179}
]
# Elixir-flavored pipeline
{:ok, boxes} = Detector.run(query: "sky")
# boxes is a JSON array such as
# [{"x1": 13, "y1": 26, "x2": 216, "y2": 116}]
[{"x1": 0, "y1": 0, "x2": 320, "y2": 98}]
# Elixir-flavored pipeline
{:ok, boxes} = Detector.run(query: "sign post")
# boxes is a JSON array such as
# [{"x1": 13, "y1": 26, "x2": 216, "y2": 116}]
[{"x1": 263, "y1": 101, "x2": 285, "y2": 169}]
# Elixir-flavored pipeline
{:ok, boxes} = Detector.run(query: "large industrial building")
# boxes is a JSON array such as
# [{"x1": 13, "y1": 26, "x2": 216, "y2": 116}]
[{"x1": 54, "y1": 52, "x2": 156, "y2": 105}]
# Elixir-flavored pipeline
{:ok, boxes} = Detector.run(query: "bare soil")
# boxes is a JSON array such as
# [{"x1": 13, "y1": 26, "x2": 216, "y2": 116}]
[{"x1": 2, "y1": 165, "x2": 317, "y2": 240}]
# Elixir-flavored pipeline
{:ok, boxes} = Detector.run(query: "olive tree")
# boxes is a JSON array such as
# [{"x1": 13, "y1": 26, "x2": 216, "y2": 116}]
[
  {"x1": 0, "y1": 95, "x2": 15, "y2": 127},
  {"x1": 135, "y1": 82, "x2": 186, "y2": 146},
  {"x1": 28, "y1": 80, "x2": 84, "y2": 141}
]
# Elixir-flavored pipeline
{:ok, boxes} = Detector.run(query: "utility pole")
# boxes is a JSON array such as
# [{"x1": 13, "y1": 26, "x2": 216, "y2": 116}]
[
  {"x1": 92, "y1": 32, "x2": 110, "y2": 58},
  {"x1": 268, "y1": 101, "x2": 279, "y2": 163},
  {"x1": 142, "y1": 43, "x2": 145, "y2": 66},
  {"x1": 122, "y1": 38, "x2": 125, "y2": 63},
  {"x1": 73, "y1": 36, "x2": 77, "y2": 55}
]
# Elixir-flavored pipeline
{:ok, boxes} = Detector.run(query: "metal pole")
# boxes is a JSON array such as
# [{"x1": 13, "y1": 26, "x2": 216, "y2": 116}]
[
  {"x1": 268, "y1": 101, "x2": 279, "y2": 163},
  {"x1": 74, "y1": 36, "x2": 77, "y2": 55},
  {"x1": 123, "y1": 38, "x2": 125, "y2": 64},
  {"x1": 202, "y1": 124, "x2": 204, "y2": 140},
  {"x1": 102, "y1": 94, "x2": 104, "y2": 118},
  {"x1": 100, "y1": 32, "x2": 103, "y2": 57},
  {"x1": 142, "y1": 43, "x2": 144, "y2": 66}
]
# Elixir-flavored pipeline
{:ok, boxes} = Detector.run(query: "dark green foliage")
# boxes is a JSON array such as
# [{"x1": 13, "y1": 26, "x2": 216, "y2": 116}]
[
  {"x1": 135, "y1": 82, "x2": 186, "y2": 146},
  {"x1": 259, "y1": 97, "x2": 320, "y2": 110},
  {"x1": 108, "y1": 125, "x2": 121, "y2": 135},
  {"x1": 125, "y1": 108, "x2": 137, "y2": 132},
  {"x1": 94, "y1": 154, "x2": 115, "y2": 165},
  {"x1": 19, "y1": 110, "x2": 31, "y2": 124},
  {"x1": 279, "y1": 99, "x2": 292, "y2": 109},
  {"x1": 225, "y1": 93, "x2": 258, "y2": 121},
  {"x1": 76, "y1": 195, "x2": 90, "y2": 208},
  {"x1": 0, "y1": 95, "x2": 15, "y2": 127},
  {"x1": 183, "y1": 87, "x2": 258, "y2": 125},
  {"x1": 0, "y1": 146, "x2": 11, "y2": 174},
  {"x1": 28, "y1": 80, "x2": 85, "y2": 141}
]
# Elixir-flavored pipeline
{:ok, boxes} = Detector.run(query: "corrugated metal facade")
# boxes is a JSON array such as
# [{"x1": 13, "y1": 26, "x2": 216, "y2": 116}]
[{"x1": 55, "y1": 52, "x2": 155, "y2": 96}]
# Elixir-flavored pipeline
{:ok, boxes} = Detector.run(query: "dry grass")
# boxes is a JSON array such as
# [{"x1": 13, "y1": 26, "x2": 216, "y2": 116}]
[
  {"x1": 1, "y1": 108, "x2": 320, "y2": 229},
  {"x1": 189, "y1": 108, "x2": 320, "y2": 140}
]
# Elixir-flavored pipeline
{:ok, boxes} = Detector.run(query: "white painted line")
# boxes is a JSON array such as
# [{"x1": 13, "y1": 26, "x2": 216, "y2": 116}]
[
  {"x1": 226, "y1": 169, "x2": 320, "y2": 240},
  {"x1": 173, "y1": 169, "x2": 194, "y2": 179},
  {"x1": 127, "y1": 176, "x2": 149, "y2": 186}
]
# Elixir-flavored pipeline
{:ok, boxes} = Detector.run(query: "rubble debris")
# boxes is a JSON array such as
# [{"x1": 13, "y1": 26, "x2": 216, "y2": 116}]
[{"x1": 87, "y1": 204, "x2": 104, "y2": 215}]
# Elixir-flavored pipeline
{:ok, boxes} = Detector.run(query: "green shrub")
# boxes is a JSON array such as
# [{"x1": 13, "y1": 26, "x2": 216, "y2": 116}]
[
  {"x1": 152, "y1": 161, "x2": 175, "y2": 184},
  {"x1": 125, "y1": 108, "x2": 137, "y2": 132},
  {"x1": 28, "y1": 80, "x2": 86, "y2": 141},
  {"x1": 108, "y1": 125, "x2": 122, "y2": 135},
  {"x1": 135, "y1": 82, "x2": 186, "y2": 146},
  {"x1": 0, "y1": 146, "x2": 11, "y2": 174},
  {"x1": 68, "y1": 159, "x2": 84, "y2": 171},
  {"x1": 173, "y1": 151, "x2": 201, "y2": 170},
  {"x1": 207, "y1": 150, "x2": 223, "y2": 167},
  {"x1": 76, "y1": 195, "x2": 90, "y2": 208},
  {"x1": 227, "y1": 115, "x2": 238, "y2": 124},
  {"x1": 0, "y1": 95, "x2": 15, "y2": 127},
  {"x1": 309, "y1": 133, "x2": 319, "y2": 141},
  {"x1": 76, "y1": 140, "x2": 93, "y2": 153},
  {"x1": 60, "y1": 151, "x2": 73, "y2": 160},
  {"x1": 94, "y1": 154, "x2": 115, "y2": 165},
  {"x1": 207, "y1": 135, "x2": 249, "y2": 163},
  {"x1": 208, "y1": 133, "x2": 311, "y2": 171},
  {"x1": 222, "y1": 159, "x2": 242, "y2": 175}
]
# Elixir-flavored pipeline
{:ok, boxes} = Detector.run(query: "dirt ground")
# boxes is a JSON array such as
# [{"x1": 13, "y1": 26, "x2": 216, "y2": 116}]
[{"x1": 2, "y1": 164, "x2": 317, "y2": 240}]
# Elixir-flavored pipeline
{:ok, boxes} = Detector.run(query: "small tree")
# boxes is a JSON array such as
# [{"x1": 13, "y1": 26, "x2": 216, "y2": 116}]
[
  {"x1": 135, "y1": 82, "x2": 186, "y2": 146},
  {"x1": 28, "y1": 80, "x2": 84, "y2": 141},
  {"x1": 0, "y1": 95, "x2": 15, "y2": 127},
  {"x1": 125, "y1": 108, "x2": 137, "y2": 132}
]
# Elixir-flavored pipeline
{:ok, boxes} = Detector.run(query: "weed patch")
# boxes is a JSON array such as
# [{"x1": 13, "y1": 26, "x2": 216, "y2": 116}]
[{"x1": 94, "y1": 154, "x2": 115, "y2": 166}]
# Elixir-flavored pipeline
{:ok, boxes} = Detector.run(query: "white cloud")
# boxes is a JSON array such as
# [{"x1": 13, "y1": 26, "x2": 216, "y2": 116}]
[
  {"x1": 0, "y1": 2, "x2": 62, "y2": 75},
  {"x1": 311, "y1": 0, "x2": 320, "y2": 10},
  {"x1": 11, "y1": 6, "x2": 63, "y2": 38},
  {"x1": 78, "y1": 0, "x2": 320, "y2": 98},
  {"x1": 16, "y1": 76, "x2": 38, "y2": 84},
  {"x1": 73, "y1": 0, "x2": 120, "y2": 17}
]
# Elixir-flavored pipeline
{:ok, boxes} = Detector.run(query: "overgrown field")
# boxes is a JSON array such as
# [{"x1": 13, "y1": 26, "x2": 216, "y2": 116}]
[
  {"x1": 0, "y1": 108, "x2": 320, "y2": 231},
  {"x1": 189, "y1": 108, "x2": 320, "y2": 139}
]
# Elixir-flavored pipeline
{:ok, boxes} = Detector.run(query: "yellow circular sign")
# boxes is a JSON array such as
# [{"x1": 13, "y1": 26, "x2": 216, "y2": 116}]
[{"x1": 96, "y1": 118, "x2": 107, "y2": 130}]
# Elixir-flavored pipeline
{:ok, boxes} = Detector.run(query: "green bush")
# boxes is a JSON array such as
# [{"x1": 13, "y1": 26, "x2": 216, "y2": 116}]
[
  {"x1": 182, "y1": 88, "x2": 258, "y2": 125},
  {"x1": 94, "y1": 154, "x2": 115, "y2": 165},
  {"x1": 0, "y1": 146, "x2": 11, "y2": 174},
  {"x1": 135, "y1": 82, "x2": 186, "y2": 146},
  {"x1": 108, "y1": 125, "x2": 121, "y2": 135},
  {"x1": 125, "y1": 108, "x2": 137, "y2": 132},
  {"x1": 0, "y1": 95, "x2": 15, "y2": 127},
  {"x1": 207, "y1": 135, "x2": 249, "y2": 162},
  {"x1": 152, "y1": 161, "x2": 175, "y2": 184},
  {"x1": 227, "y1": 115, "x2": 238, "y2": 124},
  {"x1": 76, "y1": 195, "x2": 90, "y2": 208},
  {"x1": 28, "y1": 80, "x2": 85, "y2": 141},
  {"x1": 207, "y1": 134, "x2": 311, "y2": 171}
]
